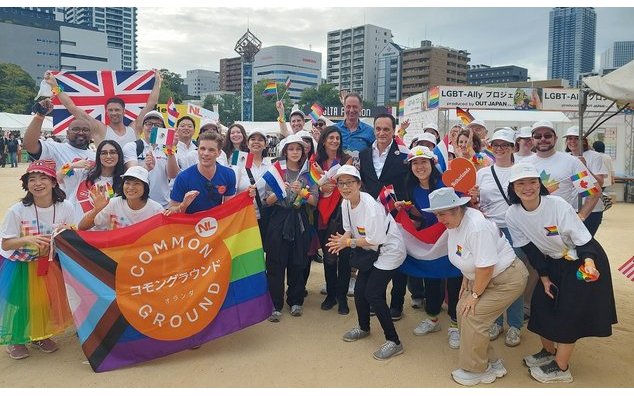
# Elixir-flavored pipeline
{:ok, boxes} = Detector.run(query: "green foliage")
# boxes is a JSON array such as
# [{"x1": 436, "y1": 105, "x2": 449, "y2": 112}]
[
  {"x1": 158, "y1": 69, "x2": 186, "y2": 104},
  {"x1": 297, "y1": 83, "x2": 341, "y2": 110},
  {"x1": 202, "y1": 94, "x2": 241, "y2": 125},
  {"x1": 0, "y1": 63, "x2": 38, "y2": 114},
  {"x1": 253, "y1": 80, "x2": 292, "y2": 121}
]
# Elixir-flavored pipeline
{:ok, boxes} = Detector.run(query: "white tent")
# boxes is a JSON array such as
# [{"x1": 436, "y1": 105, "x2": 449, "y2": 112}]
[
  {"x1": 584, "y1": 60, "x2": 634, "y2": 103},
  {"x1": 0, "y1": 112, "x2": 54, "y2": 134}
]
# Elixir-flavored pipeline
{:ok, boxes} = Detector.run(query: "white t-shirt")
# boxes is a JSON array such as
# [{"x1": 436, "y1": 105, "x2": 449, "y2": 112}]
[
  {"x1": 447, "y1": 207, "x2": 516, "y2": 281},
  {"x1": 93, "y1": 196, "x2": 163, "y2": 230},
  {"x1": 342, "y1": 192, "x2": 406, "y2": 271},
  {"x1": 38, "y1": 139, "x2": 96, "y2": 199},
  {"x1": 62, "y1": 171, "x2": 115, "y2": 224},
  {"x1": 513, "y1": 152, "x2": 534, "y2": 162},
  {"x1": 476, "y1": 164, "x2": 512, "y2": 227},
  {"x1": 524, "y1": 151, "x2": 590, "y2": 211},
  {"x1": 0, "y1": 201, "x2": 75, "y2": 261},
  {"x1": 105, "y1": 125, "x2": 137, "y2": 147},
  {"x1": 600, "y1": 152, "x2": 614, "y2": 187},
  {"x1": 581, "y1": 150, "x2": 608, "y2": 213},
  {"x1": 122, "y1": 140, "x2": 171, "y2": 207},
  {"x1": 176, "y1": 141, "x2": 197, "y2": 170},
  {"x1": 505, "y1": 195, "x2": 592, "y2": 261}
]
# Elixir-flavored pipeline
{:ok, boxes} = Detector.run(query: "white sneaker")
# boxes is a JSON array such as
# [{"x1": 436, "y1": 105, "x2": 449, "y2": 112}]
[
  {"x1": 372, "y1": 341, "x2": 404, "y2": 360},
  {"x1": 448, "y1": 327, "x2": 460, "y2": 349},
  {"x1": 413, "y1": 318, "x2": 441, "y2": 336},
  {"x1": 490, "y1": 359, "x2": 507, "y2": 378},
  {"x1": 451, "y1": 364, "x2": 497, "y2": 386},
  {"x1": 530, "y1": 360, "x2": 573, "y2": 384},
  {"x1": 489, "y1": 322, "x2": 503, "y2": 341},
  {"x1": 505, "y1": 326, "x2": 521, "y2": 347},
  {"x1": 347, "y1": 278, "x2": 356, "y2": 297}
]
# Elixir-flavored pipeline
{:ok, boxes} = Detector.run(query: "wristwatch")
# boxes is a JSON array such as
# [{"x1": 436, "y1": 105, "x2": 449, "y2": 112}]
[
  {"x1": 471, "y1": 291, "x2": 480, "y2": 299},
  {"x1": 349, "y1": 238, "x2": 357, "y2": 248}
]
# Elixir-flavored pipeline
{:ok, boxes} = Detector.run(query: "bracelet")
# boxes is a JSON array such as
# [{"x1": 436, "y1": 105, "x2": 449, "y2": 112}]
[
  {"x1": 163, "y1": 146, "x2": 177, "y2": 156},
  {"x1": 60, "y1": 162, "x2": 74, "y2": 177},
  {"x1": 51, "y1": 86, "x2": 63, "y2": 95},
  {"x1": 277, "y1": 116, "x2": 286, "y2": 123}
]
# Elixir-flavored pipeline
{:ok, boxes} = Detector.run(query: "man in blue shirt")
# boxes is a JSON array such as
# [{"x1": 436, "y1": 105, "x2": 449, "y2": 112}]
[{"x1": 336, "y1": 92, "x2": 375, "y2": 161}]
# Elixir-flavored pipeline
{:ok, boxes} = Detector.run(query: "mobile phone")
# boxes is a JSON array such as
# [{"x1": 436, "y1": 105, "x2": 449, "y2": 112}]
[{"x1": 549, "y1": 284, "x2": 560, "y2": 310}]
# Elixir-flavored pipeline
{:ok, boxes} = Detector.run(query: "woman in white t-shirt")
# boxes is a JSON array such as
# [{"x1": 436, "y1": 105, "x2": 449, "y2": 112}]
[
  {"x1": 0, "y1": 160, "x2": 75, "y2": 360},
  {"x1": 423, "y1": 187, "x2": 528, "y2": 386},
  {"x1": 326, "y1": 165, "x2": 406, "y2": 361},
  {"x1": 236, "y1": 130, "x2": 271, "y2": 235},
  {"x1": 78, "y1": 166, "x2": 163, "y2": 230},
  {"x1": 505, "y1": 163, "x2": 617, "y2": 384}
]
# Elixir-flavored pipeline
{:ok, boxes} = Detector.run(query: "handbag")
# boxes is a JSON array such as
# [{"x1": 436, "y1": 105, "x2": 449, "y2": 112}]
[{"x1": 346, "y1": 202, "x2": 389, "y2": 272}]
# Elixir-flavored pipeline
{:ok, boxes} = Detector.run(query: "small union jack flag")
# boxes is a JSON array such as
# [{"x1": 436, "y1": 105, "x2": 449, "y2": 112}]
[
  {"x1": 618, "y1": 256, "x2": 634, "y2": 281},
  {"x1": 51, "y1": 70, "x2": 155, "y2": 134}
]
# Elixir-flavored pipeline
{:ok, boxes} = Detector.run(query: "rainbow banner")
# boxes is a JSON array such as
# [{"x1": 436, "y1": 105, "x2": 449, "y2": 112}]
[
  {"x1": 456, "y1": 106, "x2": 474, "y2": 125},
  {"x1": 54, "y1": 192, "x2": 272, "y2": 372},
  {"x1": 428, "y1": 86, "x2": 440, "y2": 109},
  {"x1": 263, "y1": 82, "x2": 277, "y2": 97}
]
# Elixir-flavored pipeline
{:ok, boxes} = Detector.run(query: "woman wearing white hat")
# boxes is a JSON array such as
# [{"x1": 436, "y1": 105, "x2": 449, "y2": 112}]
[
  {"x1": 513, "y1": 126, "x2": 535, "y2": 162},
  {"x1": 505, "y1": 162, "x2": 616, "y2": 384},
  {"x1": 326, "y1": 164, "x2": 406, "y2": 361},
  {"x1": 423, "y1": 187, "x2": 528, "y2": 386}
]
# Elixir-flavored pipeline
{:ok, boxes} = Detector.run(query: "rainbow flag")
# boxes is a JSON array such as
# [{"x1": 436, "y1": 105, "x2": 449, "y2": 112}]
[
  {"x1": 166, "y1": 97, "x2": 179, "y2": 128},
  {"x1": 308, "y1": 102, "x2": 325, "y2": 123},
  {"x1": 456, "y1": 107, "x2": 474, "y2": 125},
  {"x1": 262, "y1": 82, "x2": 277, "y2": 97},
  {"x1": 570, "y1": 170, "x2": 589, "y2": 181},
  {"x1": 308, "y1": 159, "x2": 324, "y2": 186},
  {"x1": 428, "y1": 86, "x2": 440, "y2": 109},
  {"x1": 545, "y1": 226, "x2": 559, "y2": 236},
  {"x1": 398, "y1": 100, "x2": 405, "y2": 117},
  {"x1": 456, "y1": 245, "x2": 463, "y2": 257},
  {"x1": 54, "y1": 192, "x2": 272, "y2": 372},
  {"x1": 482, "y1": 146, "x2": 496, "y2": 163},
  {"x1": 356, "y1": 226, "x2": 366, "y2": 236}
]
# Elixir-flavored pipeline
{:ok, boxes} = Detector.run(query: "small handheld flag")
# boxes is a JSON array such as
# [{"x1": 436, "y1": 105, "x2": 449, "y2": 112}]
[
  {"x1": 618, "y1": 256, "x2": 634, "y2": 281},
  {"x1": 456, "y1": 107, "x2": 475, "y2": 125},
  {"x1": 166, "y1": 97, "x2": 179, "y2": 128},
  {"x1": 244, "y1": 152, "x2": 254, "y2": 169},
  {"x1": 262, "y1": 160, "x2": 287, "y2": 201},
  {"x1": 308, "y1": 102, "x2": 325, "y2": 123},
  {"x1": 570, "y1": 171, "x2": 600, "y2": 197},
  {"x1": 394, "y1": 135, "x2": 409, "y2": 155},
  {"x1": 285, "y1": 76, "x2": 292, "y2": 89},
  {"x1": 433, "y1": 135, "x2": 450, "y2": 173},
  {"x1": 263, "y1": 82, "x2": 277, "y2": 97},
  {"x1": 378, "y1": 184, "x2": 397, "y2": 213},
  {"x1": 308, "y1": 160, "x2": 325, "y2": 186},
  {"x1": 149, "y1": 127, "x2": 176, "y2": 146}
]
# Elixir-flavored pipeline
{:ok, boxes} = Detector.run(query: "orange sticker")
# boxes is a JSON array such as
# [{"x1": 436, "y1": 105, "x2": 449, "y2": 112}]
[
  {"x1": 116, "y1": 222, "x2": 232, "y2": 341},
  {"x1": 441, "y1": 157, "x2": 477, "y2": 194}
]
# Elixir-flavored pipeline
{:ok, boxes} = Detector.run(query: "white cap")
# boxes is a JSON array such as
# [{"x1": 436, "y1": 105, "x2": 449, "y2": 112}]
[
  {"x1": 418, "y1": 132, "x2": 437, "y2": 146},
  {"x1": 289, "y1": 105, "x2": 306, "y2": 119},
  {"x1": 490, "y1": 128, "x2": 516, "y2": 144},
  {"x1": 509, "y1": 162, "x2": 541, "y2": 183},
  {"x1": 407, "y1": 146, "x2": 436, "y2": 162},
  {"x1": 517, "y1": 126, "x2": 532, "y2": 139},
  {"x1": 467, "y1": 119, "x2": 487, "y2": 130},
  {"x1": 422, "y1": 187, "x2": 471, "y2": 212},
  {"x1": 122, "y1": 166, "x2": 150, "y2": 185},
  {"x1": 423, "y1": 122, "x2": 439, "y2": 133},
  {"x1": 333, "y1": 164, "x2": 361, "y2": 180},
  {"x1": 564, "y1": 126, "x2": 582, "y2": 137},
  {"x1": 531, "y1": 120, "x2": 556, "y2": 135},
  {"x1": 280, "y1": 134, "x2": 308, "y2": 151},
  {"x1": 143, "y1": 110, "x2": 164, "y2": 123},
  {"x1": 247, "y1": 130, "x2": 267, "y2": 140},
  {"x1": 295, "y1": 130, "x2": 317, "y2": 148}
]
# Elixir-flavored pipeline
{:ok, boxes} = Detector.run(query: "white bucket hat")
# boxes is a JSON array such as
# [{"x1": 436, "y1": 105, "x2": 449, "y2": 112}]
[
  {"x1": 122, "y1": 165, "x2": 150, "y2": 185},
  {"x1": 248, "y1": 130, "x2": 267, "y2": 140},
  {"x1": 467, "y1": 119, "x2": 487, "y2": 130},
  {"x1": 422, "y1": 187, "x2": 471, "y2": 212},
  {"x1": 491, "y1": 128, "x2": 516, "y2": 144},
  {"x1": 407, "y1": 146, "x2": 436, "y2": 162},
  {"x1": 564, "y1": 126, "x2": 582, "y2": 137},
  {"x1": 509, "y1": 163, "x2": 541, "y2": 183},
  {"x1": 280, "y1": 134, "x2": 308, "y2": 151},
  {"x1": 516, "y1": 126, "x2": 532, "y2": 140},
  {"x1": 423, "y1": 122, "x2": 439, "y2": 133},
  {"x1": 333, "y1": 164, "x2": 361, "y2": 180},
  {"x1": 418, "y1": 132, "x2": 438, "y2": 146}
]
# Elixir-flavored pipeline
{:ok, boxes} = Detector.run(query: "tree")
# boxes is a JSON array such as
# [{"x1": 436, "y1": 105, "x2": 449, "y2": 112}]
[
  {"x1": 158, "y1": 69, "x2": 186, "y2": 104},
  {"x1": 0, "y1": 63, "x2": 38, "y2": 114},
  {"x1": 297, "y1": 83, "x2": 341, "y2": 110},
  {"x1": 253, "y1": 80, "x2": 292, "y2": 122},
  {"x1": 202, "y1": 94, "x2": 241, "y2": 125}
]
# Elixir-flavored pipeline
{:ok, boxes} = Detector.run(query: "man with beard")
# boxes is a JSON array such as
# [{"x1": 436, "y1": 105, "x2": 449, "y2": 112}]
[{"x1": 23, "y1": 99, "x2": 96, "y2": 200}]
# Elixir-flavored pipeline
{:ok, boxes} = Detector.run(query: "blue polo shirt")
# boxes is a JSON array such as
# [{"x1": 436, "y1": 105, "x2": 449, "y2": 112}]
[
  {"x1": 170, "y1": 163, "x2": 236, "y2": 213},
  {"x1": 337, "y1": 120, "x2": 375, "y2": 153}
]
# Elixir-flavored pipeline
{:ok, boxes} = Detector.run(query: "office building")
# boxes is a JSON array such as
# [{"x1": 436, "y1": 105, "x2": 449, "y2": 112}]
[
  {"x1": 185, "y1": 69, "x2": 220, "y2": 97},
  {"x1": 601, "y1": 41, "x2": 634, "y2": 72},
  {"x1": 376, "y1": 42, "x2": 403, "y2": 107},
  {"x1": 219, "y1": 56, "x2": 242, "y2": 94},
  {"x1": 468, "y1": 65, "x2": 528, "y2": 86}
]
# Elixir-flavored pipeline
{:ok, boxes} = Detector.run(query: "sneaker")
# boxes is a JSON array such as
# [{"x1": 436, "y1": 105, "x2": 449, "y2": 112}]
[
  {"x1": 343, "y1": 327, "x2": 370, "y2": 342},
  {"x1": 490, "y1": 359, "x2": 508, "y2": 378},
  {"x1": 489, "y1": 322, "x2": 503, "y2": 341},
  {"x1": 529, "y1": 360, "x2": 573, "y2": 384},
  {"x1": 411, "y1": 298, "x2": 424, "y2": 309},
  {"x1": 372, "y1": 341, "x2": 403, "y2": 360},
  {"x1": 268, "y1": 310, "x2": 282, "y2": 322},
  {"x1": 31, "y1": 338, "x2": 58, "y2": 353},
  {"x1": 413, "y1": 318, "x2": 441, "y2": 336},
  {"x1": 290, "y1": 305, "x2": 303, "y2": 317},
  {"x1": 369, "y1": 306, "x2": 376, "y2": 316},
  {"x1": 319, "y1": 282, "x2": 327, "y2": 295},
  {"x1": 390, "y1": 307, "x2": 403, "y2": 321},
  {"x1": 320, "y1": 297, "x2": 337, "y2": 310},
  {"x1": 347, "y1": 278, "x2": 356, "y2": 297},
  {"x1": 6, "y1": 344, "x2": 29, "y2": 360},
  {"x1": 448, "y1": 327, "x2": 460, "y2": 349},
  {"x1": 524, "y1": 348, "x2": 556, "y2": 368},
  {"x1": 451, "y1": 364, "x2": 497, "y2": 386},
  {"x1": 504, "y1": 326, "x2": 521, "y2": 347}
]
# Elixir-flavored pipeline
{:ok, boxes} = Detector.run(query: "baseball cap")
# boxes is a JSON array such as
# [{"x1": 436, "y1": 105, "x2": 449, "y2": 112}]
[
  {"x1": 407, "y1": 146, "x2": 436, "y2": 162},
  {"x1": 467, "y1": 119, "x2": 487, "y2": 130},
  {"x1": 333, "y1": 164, "x2": 361, "y2": 181},
  {"x1": 531, "y1": 120, "x2": 556, "y2": 135},
  {"x1": 122, "y1": 166, "x2": 150, "y2": 185},
  {"x1": 143, "y1": 110, "x2": 164, "y2": 123},
  {"x1": 509, "y1": 162, "x2": 541, "y2": 183}
]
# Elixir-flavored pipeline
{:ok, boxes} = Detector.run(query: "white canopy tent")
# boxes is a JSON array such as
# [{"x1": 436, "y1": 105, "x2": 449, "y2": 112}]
[{"x1": 0, "y1": 112, "x2": 54, "y2": 135}]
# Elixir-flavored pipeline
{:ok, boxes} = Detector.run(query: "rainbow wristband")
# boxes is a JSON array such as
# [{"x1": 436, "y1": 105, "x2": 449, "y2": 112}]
[
  {"x1": 163, "y1": 146, "x2": 177, "y2": 156},
  {"x1": 61, "y1": 163, "x2": 74, "y2": 177},
  {"x1": 52, "y1": 86, "x2": 63, "y2": 96}
]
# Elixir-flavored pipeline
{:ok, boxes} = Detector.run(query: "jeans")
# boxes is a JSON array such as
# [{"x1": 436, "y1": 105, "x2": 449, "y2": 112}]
[
  {"x1": 355, "y1": 267, "x2": 400, "y2": 344},
  {"x1": 496, "y1": 227, "x2": 525, "y2": 329},
  {"x1": 8, "y1": 152, "x2": 17, "y2": 167}
]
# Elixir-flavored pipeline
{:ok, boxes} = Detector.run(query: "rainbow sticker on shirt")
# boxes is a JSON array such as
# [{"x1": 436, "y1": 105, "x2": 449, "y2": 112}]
[
  {"x1": 356, "y1": 226, "x2": 366, "y2": 236},
  {"x1": 540, "y1": 170, "x2": 559, "y2": 193},
  {"x1": 545, "y1": 226, "x2": 559, "y2": 236},
  {"x1": 456, "y1": 245, "x2": 463, "y2": 257}
]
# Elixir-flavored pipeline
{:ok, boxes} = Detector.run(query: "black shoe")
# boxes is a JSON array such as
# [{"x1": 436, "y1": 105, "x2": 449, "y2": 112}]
[
  {"x1": 369, "y1": 306, "x2": 376, "y2": 316},
  {"x1": 337, "y1": 298, "x2": 350, "y2": 315},
  {"x1": 321, "y1": 297, "x2": 337, "y2": 310},
  {"x1": 313, "y1": 253, "x2": 323, "y2": 263},
  {"x1": 390, "y1": 307, "x2": 403, "y2": 321}
]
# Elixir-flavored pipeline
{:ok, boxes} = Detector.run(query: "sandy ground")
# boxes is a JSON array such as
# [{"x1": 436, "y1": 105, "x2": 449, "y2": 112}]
[{"x1": 0, "y1": 162, "x2": 632, "y2": 388}]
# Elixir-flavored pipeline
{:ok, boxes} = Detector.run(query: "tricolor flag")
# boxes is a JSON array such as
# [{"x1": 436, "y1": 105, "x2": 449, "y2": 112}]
[
  {"x1": 54, "y1": 192, "x2": 273, "y2": 372},
  {"x1": 284, "y1": 76, "x2": 292, "y2": 89},
  {"x1": 432, "y1": 134, "x2": 451, "y2": 173},
  {"x1": 149, "y1": 127, "x2": 176, "y2": 146},
  {"x1": 570, "y1": 171, "x2": 600, "y2": 197},
  {"x1": 308, "y1": 102, "x2": 325, "y2": 123},
  {"x1": 230, "y1": 150, "x2": 248, "y2": 167},
  {"x1": 244, "y1": 152, "x2": 254, "y2": 169},
  {"x1": 378, "y1": 184, "x2": 397, "y2": 213},
  {"x1": 166, "y1": 97, "x2": 179, "y2": 128},
  {"x1": 262, "y1": 159, "x2": 287, "y2": 201},
  {"x1": 263, "y1": 82, "x2": 277, "y2": 97},
  {"x1": 618, "y1": 256, "x2": 634, "y2": 281},
  {"x1": 456, "y1": 107, "x2": 475, "y2": 125}
]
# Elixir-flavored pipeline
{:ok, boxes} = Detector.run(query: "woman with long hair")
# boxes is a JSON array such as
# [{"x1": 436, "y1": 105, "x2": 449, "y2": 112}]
[{"x1": 221, "y1": 123, "x2": 248, "y2": 166}]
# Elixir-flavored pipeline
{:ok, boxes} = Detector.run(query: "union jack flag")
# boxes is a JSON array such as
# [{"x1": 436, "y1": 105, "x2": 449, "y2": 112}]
[{"x1": 51, "y1": 70, "x2": 156, "y2": 134}]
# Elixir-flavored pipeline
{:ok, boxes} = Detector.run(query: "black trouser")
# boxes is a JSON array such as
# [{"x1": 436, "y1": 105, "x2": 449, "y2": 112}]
[
  {"x1": 355, "y1": 267, "x2": 400, "y2": 344},
  {"x1": 583, "y1": 211, "x2": 603, "y2": 237},
  {"x1": 423, "y1": 276, "x2": 463, "y2": 322},
  {"x1": 264, "y1": 207, "x2": 310, "y2": 311},
  {"x1": 389, "y1": 270, "x2": 408, "y2": 312},
  {"x1": 318, "y1": 207, "x2": 351, "y2": 302}
]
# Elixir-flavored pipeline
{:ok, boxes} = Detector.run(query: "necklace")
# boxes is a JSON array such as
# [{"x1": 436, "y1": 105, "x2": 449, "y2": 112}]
[{"x1": 34, "y1": 203, "x2": 56, "y2": 234}]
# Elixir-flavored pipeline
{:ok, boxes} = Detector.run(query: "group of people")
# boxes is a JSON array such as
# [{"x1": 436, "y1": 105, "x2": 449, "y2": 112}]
[
  {"x1": 0, "y1": 72, "x2": 617, "y2": 386},
  {"x1": 0, "y1": 133, "x2": 21, "y2": 168}
]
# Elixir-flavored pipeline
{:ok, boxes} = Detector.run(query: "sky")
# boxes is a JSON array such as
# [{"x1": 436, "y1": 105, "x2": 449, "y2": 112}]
[{"x1": 135, "y1": 4, "x2": 634, "y2": 83}]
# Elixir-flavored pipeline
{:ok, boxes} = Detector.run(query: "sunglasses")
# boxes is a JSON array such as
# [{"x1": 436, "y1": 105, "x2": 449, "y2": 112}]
[
  {"x1": 315, "y1": 122, "x2": 325, "y2": 127},
  {"x1": 532, "y1": 133, "x2": 555, "y2": 140}
]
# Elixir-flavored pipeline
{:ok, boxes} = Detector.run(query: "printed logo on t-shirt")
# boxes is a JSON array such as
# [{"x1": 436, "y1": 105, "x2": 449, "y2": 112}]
[
  {"x1": 540, "y1": 170, "x2": 560, "y2": 193},
  {"x1": 356, "y1": 226, "x2": 366, "y2": 236},
  {"x1": 217, "y1": 185, "x2": 227, "y2": 195},
  {"x1": 456, "y1": 245, "x2": 463, "y2": 257},
  {"x1": 544, "y1": 226, "x2": 559, "y2": 236}
]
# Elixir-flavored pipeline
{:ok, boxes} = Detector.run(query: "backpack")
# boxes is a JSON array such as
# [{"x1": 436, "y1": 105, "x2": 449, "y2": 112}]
[{"x1": 135, "y1": 139, "x2": 144, "y2": 158}]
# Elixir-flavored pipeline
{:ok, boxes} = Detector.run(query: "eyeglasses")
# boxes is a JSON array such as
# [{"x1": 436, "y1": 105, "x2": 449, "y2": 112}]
[
  {"x1": 144, "y1": 122, "x2": 164, "y2": 128},
  {"x1": 336, "y1": 180, "x2": 357, "y2": 188},
  {"x1": 100, "y1": 150, "x2": 119, "y2": 157},
  {"x1": 532, "y1": 133, "x2": 555, "y2": 140},
  {"x1": 491, "y1": 143, "x2": 512, "y2": 149},
  {"x1": 70, "y1": 127, "x2": 91, "y2": 133},
  {"x1": 315, "y1": 122, "x2": 325, "y2": 127}
]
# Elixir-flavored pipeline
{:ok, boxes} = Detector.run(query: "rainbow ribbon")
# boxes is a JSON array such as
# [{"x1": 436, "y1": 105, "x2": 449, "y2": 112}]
[
  {"x1": 576, "y1": 264, "x2": 600, "y2": 282},
  {"x1": 292, "y1": 187, "x2": 311, "y2": 208}
]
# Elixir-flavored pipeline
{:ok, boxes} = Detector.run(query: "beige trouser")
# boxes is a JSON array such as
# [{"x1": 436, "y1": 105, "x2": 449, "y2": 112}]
[{"x1": 457, "y1": 258, "x2": 529, "y2": 372}]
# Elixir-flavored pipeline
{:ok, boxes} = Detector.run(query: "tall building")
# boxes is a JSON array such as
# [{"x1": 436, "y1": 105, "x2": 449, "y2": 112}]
[
  {"x1": 326, "y1": 24, "x2": 393, "y2": 104},
  {"x1": 548, "y1": 7, "x2": 596, "y2": 87},
  {"x1": 468, "y1": 65, "x2": 528, "y2": 86},
  {"x1": 185, "y1": 69, "x2": 220, "y2": 97},
  {"x1": 401, "y1": 40, "x2": 470, "y2": 98},
  {"x1": 601, "y1": 41, "x2": 634, "y2": 71},
  {"x1": 376, "y1": 42, "x2": 403, "y2": 107},
  {"x1": 219, "y1": 56, "x2": 242, "y2": 94},
  {"x1": 253, "y1": 46, "x2": 321, "y2": 103},
  {"x1": 63, "y1": 7, "x2": 137, "y2": 70}
]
